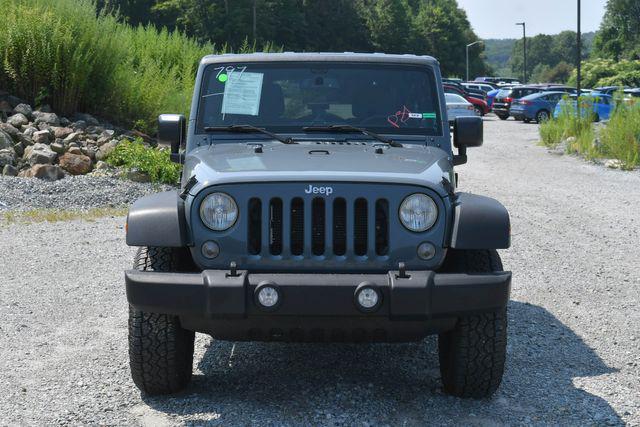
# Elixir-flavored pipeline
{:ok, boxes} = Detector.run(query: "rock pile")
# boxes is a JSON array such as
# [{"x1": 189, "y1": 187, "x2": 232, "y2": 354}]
[{"x1": 0, "y1": 92, "x2": 149, "y2": 180}]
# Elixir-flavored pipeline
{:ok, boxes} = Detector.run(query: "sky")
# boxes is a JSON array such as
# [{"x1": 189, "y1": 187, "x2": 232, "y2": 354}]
[{"x1": 456, "y1": 0, "x2": 608, "y2": 39}]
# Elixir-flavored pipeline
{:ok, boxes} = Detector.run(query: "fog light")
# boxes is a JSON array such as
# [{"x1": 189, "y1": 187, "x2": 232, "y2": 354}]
[
  {"x1": 355, "y1": 286, "x2": 380, "y2": 311},
  {"x1": 257, "y1": 285, "x2": 279, "y2": 308},
  {"x1": 417, "y1": 242, "x2": 436, "y2": 260},
  {"x1": 201, "y1": 240, "x2": 220, "y2": 259}
]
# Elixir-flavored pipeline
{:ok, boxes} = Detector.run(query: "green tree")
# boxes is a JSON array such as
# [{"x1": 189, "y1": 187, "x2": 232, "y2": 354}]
[
  {"x1": 358, "y1": 0, "x2": 413, "y2": 53},
  {"x1": 303, "y1": 0, "x2": 371, "y2": 51},
  {"x1": 411, "y1": 0, "x2": 490, "y2": 77},
  {"x1": 593, "y1": 0, "x2": 640, "y2": 60}
]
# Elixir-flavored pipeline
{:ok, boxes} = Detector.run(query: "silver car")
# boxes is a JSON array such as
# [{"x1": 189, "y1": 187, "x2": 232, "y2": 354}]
[{"x1": 446, "y1": 93, "x2": 477, "y2": 124}]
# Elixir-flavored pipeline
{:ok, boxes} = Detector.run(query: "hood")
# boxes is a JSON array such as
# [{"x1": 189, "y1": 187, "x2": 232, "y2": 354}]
[{"x1": 182, "y1": 141, "x2": 454, "y2": 197}]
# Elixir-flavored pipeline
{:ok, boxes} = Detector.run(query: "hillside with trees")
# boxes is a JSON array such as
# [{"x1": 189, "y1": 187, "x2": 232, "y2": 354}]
[{"x1": 98, "y1": 0, "x2": 491, "y2": 78}]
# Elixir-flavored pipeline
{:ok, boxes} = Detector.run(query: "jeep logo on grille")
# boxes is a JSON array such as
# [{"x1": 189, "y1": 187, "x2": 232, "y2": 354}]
[{"x1": 304, "y1": 185, "x2": 333, "y2": 196}]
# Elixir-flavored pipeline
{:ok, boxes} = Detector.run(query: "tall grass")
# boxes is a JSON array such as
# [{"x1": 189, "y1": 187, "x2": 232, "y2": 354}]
[
  {"x1": 0, "y1": 0, "x2": 271, "y2": 133},
  {"x1": 599, "y1": 100, "x2": 640, "y2": 169},
  {"x1": 540, "y1": 96, "x2": 640, "y2": 169}
]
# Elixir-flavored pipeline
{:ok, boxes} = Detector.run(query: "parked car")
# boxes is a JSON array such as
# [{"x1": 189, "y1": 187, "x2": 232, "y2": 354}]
[
  {"x1": 474, "y1": 77, "x2": 520, "y2": 85},
  {"x1": 509, "y1": 91, "x2": 567, "y2": 123},
  {"x1": 444, "y1": 84, "x2": 489, "y2": 116},
  {"x1": 443, "y1": 79, "x2": 486, "y2": 101},
  {"x1": 553, "y1": 93, "x2": 614, "y2": 122},
  {"x1": 593, "y1": 86, "x2": 629, "y2": 96},
  {"x1": 445, "y1": 93, "x2": 477, "y2": 123},
  {"x1": 623, "y1": 88, "x2": 640, "y2": 98},
  {"x1": 486, "y1": 88, "x2": 502, "y2": 109},
  {"x1": 492, "y1": 85, "x2": 576, "y2": 120},
  {"x1": 463, "y1": 82, "x2": 497, "y2": 93},
  {"x1": 124, "y1": 52, "x2": 512, "y2": 399}
]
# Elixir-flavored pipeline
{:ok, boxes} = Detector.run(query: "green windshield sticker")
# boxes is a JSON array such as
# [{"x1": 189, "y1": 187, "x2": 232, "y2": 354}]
[
  {"x1": 218, "y1": 73, "x2": 228, "y2": 83},
  {"x1": 422, "y1": 112, "x2": 437, "y2": 119}
]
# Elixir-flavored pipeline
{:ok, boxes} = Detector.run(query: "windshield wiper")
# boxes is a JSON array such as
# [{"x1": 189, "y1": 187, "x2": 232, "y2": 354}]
[
  {"x1": 302, "y1": 125, "x2": 402, "y2": 147},
  {"x1": 203, "y1": 125, "x2": 296, "y2": 144}
]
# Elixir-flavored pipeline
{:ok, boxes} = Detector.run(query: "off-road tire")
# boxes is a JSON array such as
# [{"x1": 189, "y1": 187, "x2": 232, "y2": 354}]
[
  {"x1": 437, "y1": 249, "x2": 507, "y2": 398},
  {"x1": 129, "y1": 247, "x2": 196, "y2": 395}
]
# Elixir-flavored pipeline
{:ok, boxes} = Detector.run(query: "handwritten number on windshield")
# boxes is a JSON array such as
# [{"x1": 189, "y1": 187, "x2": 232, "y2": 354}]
[
  {"x1": 387, "y1": 106, "x2": 411, "y2": 128},
  {"x1": 213, "y1": 66, "x2": 247, "y2": 81}
]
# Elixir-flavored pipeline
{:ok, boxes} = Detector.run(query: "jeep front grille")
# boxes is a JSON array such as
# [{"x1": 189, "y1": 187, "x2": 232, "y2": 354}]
[{"x1": 247, "y1": 196, "x2": 390, "y2": 258}]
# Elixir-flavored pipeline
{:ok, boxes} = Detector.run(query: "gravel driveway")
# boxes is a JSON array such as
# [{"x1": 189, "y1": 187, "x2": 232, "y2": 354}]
[{"x1": 1, "y1": 117, "x2": 638, "y2": 425}]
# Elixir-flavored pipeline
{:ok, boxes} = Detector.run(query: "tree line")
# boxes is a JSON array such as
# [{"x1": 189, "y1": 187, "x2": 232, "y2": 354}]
[{"x1": 97, "y1": 0, "x2": 491, "y2": 78}]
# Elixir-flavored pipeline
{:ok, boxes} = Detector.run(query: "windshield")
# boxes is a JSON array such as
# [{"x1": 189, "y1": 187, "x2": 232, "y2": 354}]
[{"x1": 196, "y1": 62, "x2": 442, "y2": 136}]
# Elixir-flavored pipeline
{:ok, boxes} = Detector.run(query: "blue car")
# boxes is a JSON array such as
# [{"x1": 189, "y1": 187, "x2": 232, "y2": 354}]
[
  {"x1": 486, "y1": 88, "x2": 500, "y2": 109},
  {"x1": 509, "y1": 91, "x2": 567, "y2": 123},
  {"x1": 553, "y1": 94, "x2": 614, "y2": 122}
]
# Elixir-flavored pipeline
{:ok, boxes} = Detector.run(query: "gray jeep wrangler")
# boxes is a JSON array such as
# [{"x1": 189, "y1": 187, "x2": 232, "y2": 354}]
[{"x1": 125, "y1": 53, "x2": 511, "y2": 398}]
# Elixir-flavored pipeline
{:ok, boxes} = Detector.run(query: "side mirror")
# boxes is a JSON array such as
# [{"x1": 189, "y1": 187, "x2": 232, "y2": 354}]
[
  {"x1": 158, "y1": 114, "x2": 186, "y2": 164},
  {"x1": 452, "y1": 116, "x2": 483, "y2": 165}
]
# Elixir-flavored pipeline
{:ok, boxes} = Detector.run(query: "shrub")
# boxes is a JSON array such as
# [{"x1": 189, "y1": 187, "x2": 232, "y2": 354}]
[
  {"x1": 599, "y1": 101, "x2": 640, "y2": 169},
  {"x1": 106, "y1": 139, "x2": 181, "y2": 184}
]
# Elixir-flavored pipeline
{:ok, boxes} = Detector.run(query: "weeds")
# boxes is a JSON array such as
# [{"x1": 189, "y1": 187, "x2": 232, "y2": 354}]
[
  {"x1": 539, "y1": 95, "x2": 640, "y2": 169},
  {"x1": 0, "y1": 0, "x2": 273, "y2": 134},
  {"x1": 2, "y1": 207, "x2": 127, "y2": 224},
  {"x1": 106, "y1": 139, "x2": 181, "y2": 184}
]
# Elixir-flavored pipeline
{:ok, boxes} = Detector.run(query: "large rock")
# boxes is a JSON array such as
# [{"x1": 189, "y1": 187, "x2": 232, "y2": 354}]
[
  {"x1": 24, "y1": 143, "x2": 57, "y2": 166},
  {"x1": 63, "y1": 132, "x2": 81, "y2": 143},
  {"x1": 53, "y1": 127, "x2": 74, "y2": 139},
  {"x1": 0, "y1": 123, "x2": 20, "y2": 141},
  {"x1": 2, "y1": 164, "x2": 18, "y2": 176},
  {"x1": 50, "y1": 141, "x2": 65, "y2": 154},
  {"x1": 20, "y1": 164, "x2": 65, "y2": 180},
  {"x1": 0, "y1": 129, "x2": 14, "y2": 149},
  {"x1": 74, "y1": 112, "x2": 99, "y2": 126},
  {"x1": 33, "y1": 111, "x2": 60, "y2": 126},
  {"x1": 13, "y1": 103, "x2": 33, "y2": 119},
  {"x1": 7, "y1": 113, "x2": 29, "y2": 128},
  {"x1": 59, "y1": 153, "x2": 92, "y2": 175},
  {"x1": 0, "y1": 148, "x2": 16, "y2": 168},
  {"x1": 95, "y1": 140, "x2": 118, "y2": 161},
  {"x1": 0, "y1": 101, "x2": 12, "y2": 115},
  {"x1": 32, "y1": 130, "x2": 50, "y2": 144}
]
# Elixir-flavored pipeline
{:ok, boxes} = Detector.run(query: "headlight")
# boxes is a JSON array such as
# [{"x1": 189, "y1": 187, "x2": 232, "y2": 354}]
[
  {"x1": 200, "y1": 193, "x2": 238, "y2": 231},
  {"x1": 399, "y1": 193, "x2": 438, "y2": 232}
]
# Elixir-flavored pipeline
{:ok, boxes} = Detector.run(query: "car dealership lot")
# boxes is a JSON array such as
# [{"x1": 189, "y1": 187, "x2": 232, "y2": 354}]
[{"x1": 0, "y1": 117, "x2": 638, "y2": 425}]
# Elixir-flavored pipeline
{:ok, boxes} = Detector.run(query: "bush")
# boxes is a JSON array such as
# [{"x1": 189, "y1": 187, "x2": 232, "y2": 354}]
[
  {"x1": 0, "y1": 0, "x2": 270, "y2": 134},
  {"x1": 568, "y1": 59, "x2": 640, "y2": 88},
  {"x1": 106, "y1": 139, "x2": 181, "y2": 184},
  {"x1": 599, "y1": 100, "x2": 640, "y2": 169},
  {"x1": 540, "y1": 95, "x2": 640, "y2": 169}
]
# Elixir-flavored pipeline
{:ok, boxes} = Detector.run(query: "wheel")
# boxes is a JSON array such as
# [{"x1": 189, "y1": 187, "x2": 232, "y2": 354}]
[
  {"x1": 497, "y1": 114, "x2": 509, "y2": 120},
  {"x1": 535, "y1": 110, "x2": 550, "y2": 123},
  {"x1": 437, "y1": 249, "x2": 507, "y2": 398},
  {"x1": 474, "y1": 106, "x2": 483, "y2": 117},
  {"x1": 523, "y1": 118, "x2": 531, "y2": 123},
  {"x1": 128, "y1": 247, "x2": 196, "y2": 395}
]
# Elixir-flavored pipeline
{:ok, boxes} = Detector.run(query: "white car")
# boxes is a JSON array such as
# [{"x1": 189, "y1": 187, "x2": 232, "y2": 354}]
[{"x1": 445, "y1": 93, "x2": 477, "y2": 124}]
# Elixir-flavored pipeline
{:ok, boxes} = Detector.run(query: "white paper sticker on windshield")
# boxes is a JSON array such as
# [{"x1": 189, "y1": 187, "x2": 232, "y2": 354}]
[{"x1": 221, "y1": 72, "x2": 263, "y2": 116}]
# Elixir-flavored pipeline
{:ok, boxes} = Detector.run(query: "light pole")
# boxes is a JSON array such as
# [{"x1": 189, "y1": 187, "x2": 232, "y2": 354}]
[
  {"x1": 516, "y1": 22, "x2": 527, "y2": 83},
  {"x1": 577, "y1": 0, "x2": 581, "y2": 96},
  {"x1": 466, "y1": 41, "x2": 483, "y2": 82}
]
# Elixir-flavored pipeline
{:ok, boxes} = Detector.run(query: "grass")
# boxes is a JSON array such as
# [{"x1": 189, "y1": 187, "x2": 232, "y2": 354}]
[
  {"x1": 599, "y1": 101, "x2": 640, "y2": 169},
  {"x1": 2, "y1": 207, "x2": 128, "y2": 224},
  {"x1": 105, "y1": 138, "x2": 181, "y2": 184},
  {"x1": 0, "y1": 0, "x2": 271, "y2": 134},
  {"x1": 539, "y1": 96, "x2": 640, "y2": 169}
]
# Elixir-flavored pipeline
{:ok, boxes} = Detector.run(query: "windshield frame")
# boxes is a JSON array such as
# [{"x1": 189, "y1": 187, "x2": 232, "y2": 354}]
[{"x1": 194, "y1": 61, "x2": 444, "y2": 138}]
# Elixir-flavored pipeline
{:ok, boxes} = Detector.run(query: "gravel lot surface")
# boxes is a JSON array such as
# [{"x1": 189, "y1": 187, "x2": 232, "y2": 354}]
[
  {"x1": 1, "y1": 117, "x2": 638, "y2": 425},
  {"x1": 0, "y1": 175, "x2": 173, "y2": 211}
]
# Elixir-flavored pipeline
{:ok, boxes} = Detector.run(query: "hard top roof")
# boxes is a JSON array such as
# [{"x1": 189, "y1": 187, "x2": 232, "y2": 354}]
[{"x1": 200, "y1": 52, "x2": 439, "y2": 67}]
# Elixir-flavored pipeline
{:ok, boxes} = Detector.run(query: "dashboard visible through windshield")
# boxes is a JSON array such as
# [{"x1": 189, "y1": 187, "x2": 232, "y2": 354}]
[{"x1": 196, "y1": 62, "x2": 442, "y2": 136}]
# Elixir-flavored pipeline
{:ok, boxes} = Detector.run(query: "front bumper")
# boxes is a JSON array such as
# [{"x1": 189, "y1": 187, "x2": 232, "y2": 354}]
[{"x1": 125, "y1": 269, "x2": 511, "y2": 341}]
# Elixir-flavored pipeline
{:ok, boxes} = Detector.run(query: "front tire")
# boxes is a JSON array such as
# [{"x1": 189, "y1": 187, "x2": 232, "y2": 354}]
[
  {"x1": 437, "y1": 249, "x2": 507, "y2": 398},
  {"x1": 128, "y1": 247, "x2": 195, "y2": 395}
]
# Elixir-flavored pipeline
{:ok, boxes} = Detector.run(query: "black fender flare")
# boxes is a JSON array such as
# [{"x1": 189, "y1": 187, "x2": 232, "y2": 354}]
[
  {"x1": 449, "y1": 193, "x2": 511, "y2": 249},
  {"x1": 126, "y1": 191, "x2": 188, "y2": 247}
]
